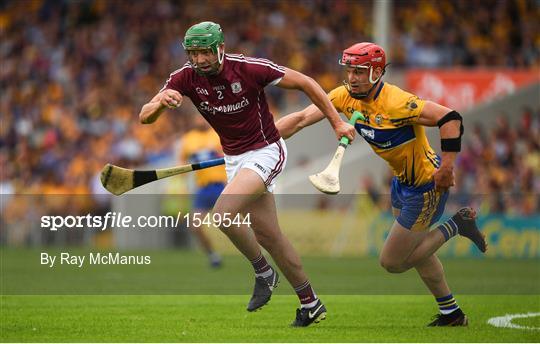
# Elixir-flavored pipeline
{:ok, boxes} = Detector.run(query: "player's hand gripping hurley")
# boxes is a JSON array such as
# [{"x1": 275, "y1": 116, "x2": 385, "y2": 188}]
[
  {"x1": 100, "y1": 158, "x2": 225, "y2": 196},
  {"x1": 309, "y1": 111, "x2": 365, "y2": 194}
]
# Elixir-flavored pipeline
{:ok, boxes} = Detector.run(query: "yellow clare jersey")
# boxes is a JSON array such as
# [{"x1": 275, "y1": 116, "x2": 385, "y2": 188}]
[
  {"x1": 180, "y1": 129, "x2": 227, "y2": 188},
  {"x1": 329, "y1": 82, "x2": 440, "y2": 187}
]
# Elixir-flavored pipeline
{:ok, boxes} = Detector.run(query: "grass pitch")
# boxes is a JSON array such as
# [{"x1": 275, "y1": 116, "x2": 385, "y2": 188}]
[
  {"x1": 1, "y1": 249, "x2": 539, "y2": 342},
  {"x1": 2, "y1": 295, "x2": 539, "y2": 342}
]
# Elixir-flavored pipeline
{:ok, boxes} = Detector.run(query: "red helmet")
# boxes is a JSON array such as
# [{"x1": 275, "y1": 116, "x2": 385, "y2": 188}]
[{"x1": 339, "y1": 42, "x2": 386, "y2": 84}]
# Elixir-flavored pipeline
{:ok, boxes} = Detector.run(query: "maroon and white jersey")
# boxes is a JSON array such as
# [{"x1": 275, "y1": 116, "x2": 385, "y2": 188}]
[{"x1": 160, "y1": 54, "x2": 285, "y2": 155}]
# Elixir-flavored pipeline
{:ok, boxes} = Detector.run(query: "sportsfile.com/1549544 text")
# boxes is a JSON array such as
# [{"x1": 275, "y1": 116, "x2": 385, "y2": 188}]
[{"x1": 40, "y1": 212, "x2": 252, "y2": 231}]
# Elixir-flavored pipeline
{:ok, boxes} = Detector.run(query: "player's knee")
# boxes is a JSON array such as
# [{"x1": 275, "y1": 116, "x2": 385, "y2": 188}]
[{"x1": 379, "y1": 257, "x2": 408, "y2": 273}]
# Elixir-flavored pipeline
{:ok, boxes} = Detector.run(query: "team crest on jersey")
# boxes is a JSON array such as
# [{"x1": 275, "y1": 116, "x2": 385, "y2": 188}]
[
  {"x1": 375, "y1": 114, "x2": 383, "y2": 126},
  {"x1": 406, "y1": 97, "x2": 419, "y2": 111},
  {"x1": 231, "y1": 82, "x2": 242, "y2": 94}
]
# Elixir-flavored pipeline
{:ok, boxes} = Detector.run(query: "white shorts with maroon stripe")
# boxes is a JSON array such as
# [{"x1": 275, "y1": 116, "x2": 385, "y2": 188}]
[{"x1": 224, "y1": 138, "x2": 287, "y2": 193}]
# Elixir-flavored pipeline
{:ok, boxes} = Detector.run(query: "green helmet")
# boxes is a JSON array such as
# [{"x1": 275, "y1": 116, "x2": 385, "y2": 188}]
[{"x1": 183, "y1": 21, "x2": 224, "y2": 54}]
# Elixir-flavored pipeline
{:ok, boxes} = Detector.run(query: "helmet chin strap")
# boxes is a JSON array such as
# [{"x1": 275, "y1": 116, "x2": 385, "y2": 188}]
[
  {"x1": 368, "y1": 66, "x2": 381, "y2": 84},
  {"x1": 217, "y1": 45, "x2": 224, "y2": 65}
]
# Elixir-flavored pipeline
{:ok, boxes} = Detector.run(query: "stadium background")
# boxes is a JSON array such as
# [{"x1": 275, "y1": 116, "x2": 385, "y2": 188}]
[{"x1": 1, "y1": 0, "x2": 539, "y2": 342}]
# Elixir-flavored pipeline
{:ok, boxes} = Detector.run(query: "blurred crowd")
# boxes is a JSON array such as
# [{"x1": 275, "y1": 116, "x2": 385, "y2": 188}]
[
  {"x1": 1, "y1": 0, "x2": 539, "y2": 200},
  {"x1": 392, "y1": 0, "x2": 539, "y2": 67},
  {"x1": 452, "y1": 108, "x2": 540, "y2": 216},
  {"x1": 363, "y1": 108, "x2": 540, "y2": 216}
]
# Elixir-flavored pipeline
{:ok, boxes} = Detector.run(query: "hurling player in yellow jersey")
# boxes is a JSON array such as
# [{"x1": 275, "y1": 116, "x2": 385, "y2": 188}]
[
  {"x1": 179, "y1": 115, "x2": 227, "y2": 268},
  {"x1": 277, "y1": 43, "x2": 487, "y2": 327}
]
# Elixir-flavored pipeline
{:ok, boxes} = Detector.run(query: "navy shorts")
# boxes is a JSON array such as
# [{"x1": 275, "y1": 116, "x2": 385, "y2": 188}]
[
  {"x1": 391, "y1": 177, "x2": 448, "y2": 231},
  {"x1": 193, "y1": 183, "x2": 225, "y2": 210}
]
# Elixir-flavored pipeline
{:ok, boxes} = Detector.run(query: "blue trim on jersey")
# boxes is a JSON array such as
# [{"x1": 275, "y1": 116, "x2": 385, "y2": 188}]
[
  {"x1": 373, "y1": 81, "x2": 384, "y2": 100},
  {"x1": 355, "y1": 123, "x2": 416, "y2": 149},
  {"x1": 424, "y1": 148, "x2": 441, "y2": 168}
]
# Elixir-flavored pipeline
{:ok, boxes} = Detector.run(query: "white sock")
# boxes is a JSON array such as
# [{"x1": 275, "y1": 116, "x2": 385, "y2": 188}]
[
  {"x1": 301, "y1": 299, "x2": 319, "y2": 309},
  {"x1": 255, "y1": 267, "x2": 273, "y2": 279}
]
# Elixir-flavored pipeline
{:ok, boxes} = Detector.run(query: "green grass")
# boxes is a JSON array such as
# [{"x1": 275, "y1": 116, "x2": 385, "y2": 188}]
[
  {"x1": 1, "y1": 249, "x2": 539, "y2": 295},
  {"x1": 1, "y1": 249, "x2": 539, "y2": 342},
  {"x1": 1, "y1": 295, "x2": 539, "y2": 342},
  {"x1": 513, "y1": 315, "x2": 540, "y2": 329}
]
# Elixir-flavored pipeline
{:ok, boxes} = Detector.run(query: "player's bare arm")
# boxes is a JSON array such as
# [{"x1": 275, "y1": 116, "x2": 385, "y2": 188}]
[
  {"x1": 139, "y1": 89, "x2": 183, "y2": 124},
  {"x1": 276, "y1": 68, "x2": 355, "y2": 142},
  {"x1": 275, "y1": 104, "x2": 325, "y2": 139},
  {"x1": 418, "y1": 101, "x2": 463, "y2": 191}
]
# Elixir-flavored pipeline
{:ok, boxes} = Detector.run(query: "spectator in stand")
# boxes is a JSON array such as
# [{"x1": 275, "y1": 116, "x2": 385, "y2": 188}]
[{"x1": 1, "y1": 0, "x2": 538, "y2": 213}]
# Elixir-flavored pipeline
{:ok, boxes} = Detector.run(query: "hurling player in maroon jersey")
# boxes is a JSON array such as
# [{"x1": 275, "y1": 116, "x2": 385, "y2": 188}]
[{"x1": 139, "y1": 21, "x2": 355, "y2": 327}]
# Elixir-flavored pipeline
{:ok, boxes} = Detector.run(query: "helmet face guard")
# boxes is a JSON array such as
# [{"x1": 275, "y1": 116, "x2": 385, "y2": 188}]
[
  {"x1": 339, "y1": 61, "x2": 382, "y2": 99},
  {"x1": 182, "y1": 21, "x2": 225, "y2": 76},
  {"x1": 338, "y1": 43, "x2": 387, "y2": 99}
]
